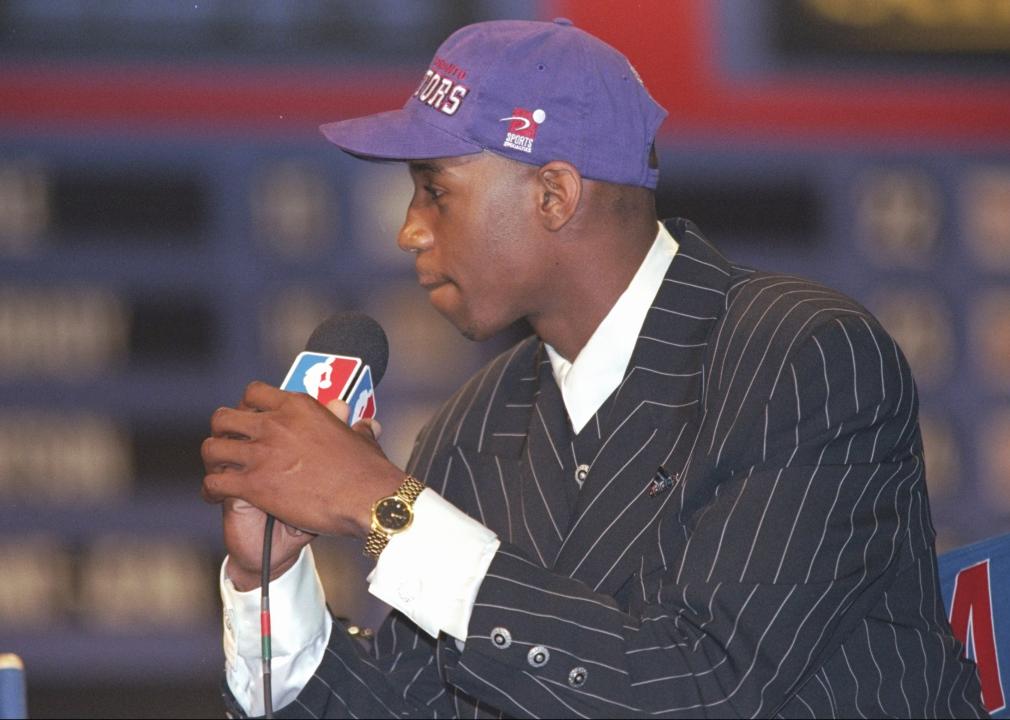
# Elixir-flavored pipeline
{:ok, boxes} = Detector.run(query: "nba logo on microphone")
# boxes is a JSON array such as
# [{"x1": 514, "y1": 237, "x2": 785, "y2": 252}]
[
  {"x1": 281, "y1": 352, "x2": 362, "y2": 405},
  {"x1": 280, "y1": 352, "x2": 377, "y2": 423},
  {"x1": 345, "y1": 365, "x2": 377, "y2": 424}
]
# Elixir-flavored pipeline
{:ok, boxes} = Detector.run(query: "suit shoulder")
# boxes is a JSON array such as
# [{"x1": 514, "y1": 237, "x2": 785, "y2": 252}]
[
  {"x1": 721, "y1": 268, "x2": 880, "y2": 344},
  {"x1": 704, "y1": 269, "x2": 901, "y2": 409}
]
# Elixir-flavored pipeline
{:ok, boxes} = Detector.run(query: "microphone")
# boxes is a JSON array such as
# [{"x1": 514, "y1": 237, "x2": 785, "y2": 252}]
[
  {"x1": 262, "y1": 312, "x2": 388, "y2": 719},
  {"x1": 281, "y1": 312, "x2": 389, "y2": 421},
  {"x1": 305, "y1": 311, "x2": 389, "y2": 384}
]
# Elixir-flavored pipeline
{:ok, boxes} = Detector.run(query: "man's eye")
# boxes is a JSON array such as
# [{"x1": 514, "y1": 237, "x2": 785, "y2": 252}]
[{"x1": 425, "y1": 185, "x2": 444, "y2": 200}]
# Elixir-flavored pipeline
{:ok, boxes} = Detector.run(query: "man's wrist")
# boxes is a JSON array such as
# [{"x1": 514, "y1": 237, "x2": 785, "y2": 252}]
[
  {"x1": 363, "y1": 474, "x2": 426, "y2": 560},
  {"x1": 225, "y1": 553, "x2": 300, "y2": 593},
  {"x1": 367, "y1": 489, "x2": 500, "y2": 640},
  {"x1": 354, "y1": 469, "x2": 414, "y2": 540}
]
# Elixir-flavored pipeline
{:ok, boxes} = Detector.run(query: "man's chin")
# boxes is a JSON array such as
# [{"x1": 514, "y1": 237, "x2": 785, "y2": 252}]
[
  {"x1": 428, "y1": 295, "x2": 513, "y2": 343},
  {"x1": 459, "y1": 321, "x2": 495, "y2": 343},
  {"x1": 451, "y1": 317, "x2": 501, "y2": 344}
]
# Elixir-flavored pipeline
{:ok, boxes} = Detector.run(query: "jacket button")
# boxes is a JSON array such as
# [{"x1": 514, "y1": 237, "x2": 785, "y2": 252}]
[
  {"x1": 527, "y1": 645, "x2": 550, "y2": 668},
  {"x1": 568, "y1": 666, "x2": 588, "y2": 687},
  {"x1": 490, "y1": 627, "x2": 512, "y2": 649},
  {"x1": 575, "y1": 463, "x2": 590, "y2": 487}
]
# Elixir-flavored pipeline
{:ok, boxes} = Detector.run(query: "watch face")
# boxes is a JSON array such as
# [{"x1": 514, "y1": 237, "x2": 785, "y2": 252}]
[{"x1": 375, "y1": 497, "x2": 412, "y2": 531}]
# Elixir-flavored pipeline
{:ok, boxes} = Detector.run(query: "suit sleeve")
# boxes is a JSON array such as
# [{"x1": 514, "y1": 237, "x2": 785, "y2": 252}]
[
  {"x1": 258, "y1": 610, "x2": 458, "y2": 719},
  {"x1": 441, "y1": 315, "x2": 926, "y2": 717}
]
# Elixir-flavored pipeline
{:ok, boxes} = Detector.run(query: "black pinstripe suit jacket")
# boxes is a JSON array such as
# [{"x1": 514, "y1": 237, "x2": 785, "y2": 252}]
[{"x1": 273, "y1": 219, "x2": 986, "y2": 718}]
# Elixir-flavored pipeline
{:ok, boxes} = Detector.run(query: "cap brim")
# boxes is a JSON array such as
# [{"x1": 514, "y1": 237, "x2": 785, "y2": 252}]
[{"x1": 320, "y1": 108, "x2": 483, "y2": 161}]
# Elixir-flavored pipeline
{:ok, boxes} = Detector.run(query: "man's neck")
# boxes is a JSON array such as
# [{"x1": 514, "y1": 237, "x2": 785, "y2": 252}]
[{"x1": 528, "y1": 217, "x2": 659, "y2": 361}]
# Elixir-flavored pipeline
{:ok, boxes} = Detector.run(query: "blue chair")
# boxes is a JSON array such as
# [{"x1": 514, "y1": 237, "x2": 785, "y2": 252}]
[
  {"x1": 0, "y1": 654, "x2": 26, "y2": 720},
  {"x1": 939, "y1": 533, "x2": 1010, "y2": 718}
]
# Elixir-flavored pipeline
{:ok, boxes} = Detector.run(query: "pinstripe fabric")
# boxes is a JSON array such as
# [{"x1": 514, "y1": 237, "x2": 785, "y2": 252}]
[{"x1": 273, "y1": 219, "x2": 986, "y2": 719}]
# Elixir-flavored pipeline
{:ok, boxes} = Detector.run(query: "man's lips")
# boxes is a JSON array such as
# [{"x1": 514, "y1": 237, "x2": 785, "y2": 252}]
[{"x1": 417, "y1": 272, "x2": 451, "y2": 291}]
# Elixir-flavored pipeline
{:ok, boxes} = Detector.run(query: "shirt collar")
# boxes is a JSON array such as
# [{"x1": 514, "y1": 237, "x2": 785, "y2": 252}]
[{"x1": 545, "y1": 222, "x2": 679, "y2": 434}]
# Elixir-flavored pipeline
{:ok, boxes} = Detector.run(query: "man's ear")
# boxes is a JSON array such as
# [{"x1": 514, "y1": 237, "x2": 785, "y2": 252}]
[{"x1": 535, "y1": 161, "x2": 581, "y2": 231}]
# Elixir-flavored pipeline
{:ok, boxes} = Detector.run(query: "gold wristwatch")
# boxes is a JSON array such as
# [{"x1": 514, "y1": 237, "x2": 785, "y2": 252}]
[{"x1": 363, "y1": 475, "x2": 425, "y2": 559}]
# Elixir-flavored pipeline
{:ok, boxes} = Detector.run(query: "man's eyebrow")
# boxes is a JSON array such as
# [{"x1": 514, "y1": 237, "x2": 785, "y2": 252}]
[{"x1": 408, "y1": 161, "x2": 443, "y2": 175}]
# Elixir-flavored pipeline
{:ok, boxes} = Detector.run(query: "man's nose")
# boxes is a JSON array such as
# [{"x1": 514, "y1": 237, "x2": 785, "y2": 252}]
[{"x1": 397, "y1": 210, "x2": 434, "y2": 254}]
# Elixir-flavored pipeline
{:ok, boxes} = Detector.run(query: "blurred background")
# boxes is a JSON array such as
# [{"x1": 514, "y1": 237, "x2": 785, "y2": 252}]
[{"x1": 1, "y1": 0, "x2": 1008, "y2": 716}]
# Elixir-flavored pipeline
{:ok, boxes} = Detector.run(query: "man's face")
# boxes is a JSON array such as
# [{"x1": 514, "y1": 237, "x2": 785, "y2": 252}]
[{"x1": 398, "y1": 152, "x2": 547, "y2": 341}]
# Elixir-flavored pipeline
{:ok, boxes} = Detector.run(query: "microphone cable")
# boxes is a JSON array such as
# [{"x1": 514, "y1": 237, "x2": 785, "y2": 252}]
[
  {"x1": 262, "y1": 514, "x2": 275, "y2": 719},
  {"x1": 255, "y1": 311, "x2": 388, "y2": 719}
]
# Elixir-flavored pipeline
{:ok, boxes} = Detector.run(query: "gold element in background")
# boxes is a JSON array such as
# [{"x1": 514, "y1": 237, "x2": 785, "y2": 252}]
[
  {"x1": 0, "y1": 286, "x2": 128, "y2": 378},
  {"x1": 253, "y1": 160, "x2": 335, "y2": 260},
  {"x1": 919, "y1": 412, "x2": 961, "y2": 504},
  {"x1": 964, "y1": 167, "x2": 1010, "y2": 272},
  {"x1": 800, "y1": 0, "x2": 1010, "y2": 51},
  {"x1": 979, "y1": 408, "x2": 1010, "y2": 514},
  {"x1": 79, "y1": 537, "x2": 213, "y2": 629},
  {"x1": 856, "y1": 169, "x2": 941, "y2": 269},
  {"x1": 869, "y1": 287, "x2": 954, "y2": 388},
  {"x1": 0, "y1": 411, "x2": 131, "y2": 501},
  {"x1": 0, "y1": 536, "x2": 72, "y2": 627},
  {"x1": 0, "y1": 159, "x2": 48, "y2": 255},
  {"x1": 970, "y1": 288, "x2": 1010, "y2": 390}
]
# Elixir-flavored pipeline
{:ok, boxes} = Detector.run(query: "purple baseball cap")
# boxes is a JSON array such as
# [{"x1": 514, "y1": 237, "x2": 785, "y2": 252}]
[{"x1": 320, "y1": 18, "x2": 668, "y2": 189}]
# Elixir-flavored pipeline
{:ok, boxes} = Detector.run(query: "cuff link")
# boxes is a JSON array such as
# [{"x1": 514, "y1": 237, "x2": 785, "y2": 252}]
[
  {"x1": 568, "y1": 666, "x2": 588, "y2": 688},
  {"x1": 490, "y1": 627, "x2": 512, "y2": 649},
  {"x1": 527, "y1": 645, "x2": 550, "y2": 668},
  {"x1": 397, "y1": 577, "x2": 421, "y2": 603}
]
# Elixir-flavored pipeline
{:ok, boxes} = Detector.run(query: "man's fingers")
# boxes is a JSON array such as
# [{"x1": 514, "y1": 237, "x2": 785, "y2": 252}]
[
  {"x1": 201, "y1": 436, "x2": 253, "y2": 473},
  {"x1": 209, "y1": 406, "x2": 260, "y2": 439},
  {"x1": 324, "y1": 399, "x2": 351, "y2": 423},
  {"x1": 352, "y1": 417, "x2": 382, "y2": 441},
  {"x1": 223, "y1": 496, "x2": 258, "y2": 513},
  {"x1": 282, "y1": 522, "x2": 315, "y2": 538},
  {"x1": 202, "y1": 470, "x2": 244, "y2": 504},
  {"x1": 242, "y1": 381, "x2": 288, "y2": 412}
]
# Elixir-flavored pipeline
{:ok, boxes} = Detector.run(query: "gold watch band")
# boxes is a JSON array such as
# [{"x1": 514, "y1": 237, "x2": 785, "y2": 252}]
[
  {"x1": 396, "y1": 474, "x2": 426, "y2": 504},
  {"x1": 363, "y1": 475, "x2": 425, "y2": 559}
]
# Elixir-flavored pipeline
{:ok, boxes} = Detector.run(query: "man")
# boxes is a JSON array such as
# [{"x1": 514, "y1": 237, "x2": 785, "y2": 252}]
[{"x1": 202, "y1": 19, "x2": 986, "y2": 718}]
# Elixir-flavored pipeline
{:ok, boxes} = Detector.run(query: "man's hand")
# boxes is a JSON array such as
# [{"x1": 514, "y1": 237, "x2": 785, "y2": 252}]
[
  {"x1": 202, "y1": 382, "x2": 402, "y2": 572},
  {"x1": 221, "y1": 498, "x2": 313, "y2": 592}
]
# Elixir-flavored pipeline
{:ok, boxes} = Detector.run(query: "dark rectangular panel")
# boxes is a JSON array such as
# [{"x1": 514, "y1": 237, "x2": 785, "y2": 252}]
[
  {"x1": 655, "y1": 176, "x2": 822, "y2": 245},
  {"x1": 0, "y1": 0, "x2": 515, "y2": 63},
  {"x1": 128, "y1": 297, "x2": 215, "y2": 363},
  {"x1": 131, "y1": 422, "x2": 208, "y2": 487},
  {"x1": 51, "y1": 169, "x2": 208, "y2": 243}
]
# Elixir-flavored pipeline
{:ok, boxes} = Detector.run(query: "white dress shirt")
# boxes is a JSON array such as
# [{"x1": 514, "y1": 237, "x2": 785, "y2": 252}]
[{"x1": 220, "y1": 222, "x2": 679, "y2": 715}]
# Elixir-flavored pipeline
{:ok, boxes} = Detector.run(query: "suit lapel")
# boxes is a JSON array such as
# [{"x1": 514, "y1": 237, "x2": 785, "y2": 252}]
[
  {"x1": 470, "y1": 338, "x2": 572, "y2": 567},
  {"x1": 514, "y1": 349, "x2": 575, "y2": 566},
  {"x1": 552, "y1": 220, "x2": 735, "y2": 595}
]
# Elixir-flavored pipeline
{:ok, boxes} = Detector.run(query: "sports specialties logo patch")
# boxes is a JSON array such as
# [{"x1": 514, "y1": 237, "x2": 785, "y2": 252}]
[{"x1": 500, "y1": 107, "x2": 546, "y2": 154}]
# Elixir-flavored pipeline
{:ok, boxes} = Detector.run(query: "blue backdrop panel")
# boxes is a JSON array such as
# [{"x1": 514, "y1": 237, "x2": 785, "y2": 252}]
[{"x1": 939, "y1": 533, "x2": 1010, "y2": 717}]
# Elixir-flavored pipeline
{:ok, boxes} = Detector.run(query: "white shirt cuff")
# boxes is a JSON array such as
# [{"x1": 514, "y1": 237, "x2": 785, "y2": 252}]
[
  {"x1": 221, "y1": 545, "x2": 332, "y2": 717},
  {"x1": 367, "y1": 488, "x2": 500, "y2": 641}
]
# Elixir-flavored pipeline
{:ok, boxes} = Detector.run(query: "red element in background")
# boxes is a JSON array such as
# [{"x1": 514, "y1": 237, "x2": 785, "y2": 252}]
[
  {"x1": 507, "y1": 108, "x2": 539, "y2": 139},
  {"x1": 948, "y1": 560, "x2": 1006, "y2": 714},
  {"x1": 550, "y1": 0, "x2": 1010, "y2": 147},
  {"x1": 0, "y1": 0, "x2": 1007, "y2": 147}
]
